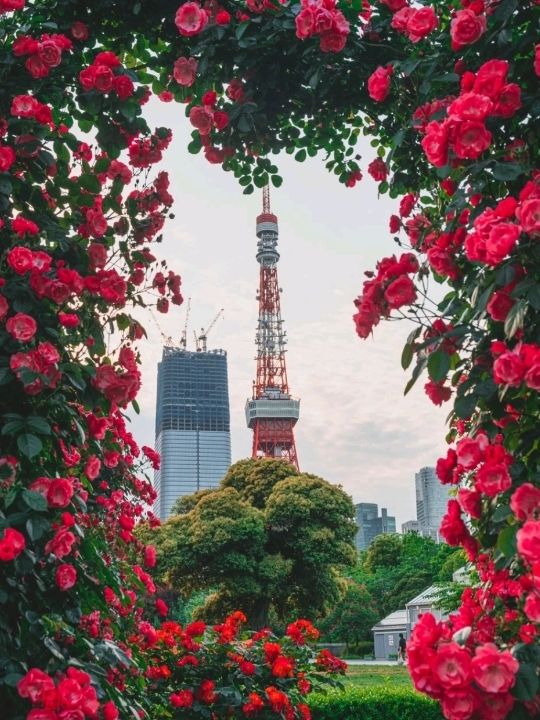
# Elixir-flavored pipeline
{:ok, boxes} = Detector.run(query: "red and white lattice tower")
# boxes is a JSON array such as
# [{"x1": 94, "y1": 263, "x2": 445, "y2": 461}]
[{"x1": 245, "y1": 187, "x2": 300, "y2": 469}]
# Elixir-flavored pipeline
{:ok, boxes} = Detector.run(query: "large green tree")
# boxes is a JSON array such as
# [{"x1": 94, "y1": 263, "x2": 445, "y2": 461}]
[{"x1": 143, "y1": 459, "x2": 357, "y2": 627}]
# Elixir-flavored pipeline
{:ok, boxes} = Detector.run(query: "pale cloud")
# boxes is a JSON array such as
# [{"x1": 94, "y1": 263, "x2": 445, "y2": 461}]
[{"x1": 129, "y1": 100, "x2": 450, "y2": 530}]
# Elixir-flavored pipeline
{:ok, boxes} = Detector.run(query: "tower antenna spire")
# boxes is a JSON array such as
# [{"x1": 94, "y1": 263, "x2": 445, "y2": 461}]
[
  {"x1": 262, "y1": 185, "x2": 270, "y2": 214},
  {"x1": 245, "y1": 190, "x2": 300, "y2": 469}
]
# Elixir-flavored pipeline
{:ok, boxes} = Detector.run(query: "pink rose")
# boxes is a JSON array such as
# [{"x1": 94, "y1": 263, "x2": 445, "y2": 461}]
[
  {"x1": 0, "y1": 145, "x2": 16, "y2": 172},
  {"x1": 486, "y1": 290, "x2": 514, "y2": 322},
  {"x1": 295, "y1": 8, "x2": 315, "y2": 39},
  {"x1": 38, "y1": 40, "x2": 62, "y2": 67},
  {"x1": 175, "y1": 2, "x2": 208, "y2": 37},
  {"x1": 432, "y1": 642, "x2": 472, "y2": 688},
  {"x1": 173, "y1": 56, "x2": 198, "y2": 86},
  {"x1": 367, "y1": 65, "x2": 393, "y2": 102},
  {"x1": 55, "y1": 563, "x2": 77, "y2": 591},
  {"x1": 452, "y1": 120, "x2": 491, "y2": 160},
  {"x1": 474, "y1": 462, "x2": 512, "y2": 497},
  {"x1": 47, "y1": 478, "x2": 74, "y2": 508},
  {"x1": 406, "y1": 7, "x2": 438, "y2": 43},
  {"x1": 517, "y1": 519, "x2": 540, "y2": 564},
  {"x1": 517, "y1": 198, "x2": 540, "y2": 236},
  {"x1": 511, "y1": 483, "x2": 540, "y2": 521},
  {"x1": 384, "y1": 275, "x2": 416, "y2": 309},
  {"x1": 456, "y1": 437, "x2": 484, "y2": 470},
  {"x1": 471, "y1": 643, "x2": 518, "y2": 693},
  {"x1": 189, "y1": 105, "x2": 213, "y2": 135},
  {"x1": 17, "y1": 668, "x2": 54, "y2": 703},
  {"x1": 0, "y1": 527, "x2": 26, "y2": 561},
  {"x1": 493, "y1": 351, "x2": 525, "y2": 386},
  {"x1": 6, "y1": 312, "x2": 37, "y2": 342},
  {"x1": 450, "y1": 9, "x2": 487, "y2": 51},
  {"x1": 524, "y1": 592, "x2": 540, "y2": 622}
]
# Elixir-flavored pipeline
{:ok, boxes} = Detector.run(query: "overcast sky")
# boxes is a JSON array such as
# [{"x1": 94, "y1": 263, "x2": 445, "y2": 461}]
[{"x1": 129, "y1": 100, "x2": 449, "y2": 529}]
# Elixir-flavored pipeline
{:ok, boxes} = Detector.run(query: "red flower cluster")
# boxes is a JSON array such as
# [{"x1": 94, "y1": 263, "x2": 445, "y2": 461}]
[
  {"x1": 295, "y1": 0, "x2": 350, "y2": 54},
  {"x1": 367, "y1": 65, "x2": 393, "y2": 102},
  {"x1": 465, "y1": 177, "x2": 540, "y2": 265},
  {"x1": 492, "y1": 341, "x2": 540, "y2": 392},
  {"x1": 408, "y1": 614, "x2": 519, "y2": 720},
  {"x1": 390, "y1": 6, "x2": 438, "y2": 44},
  {"x1": 353, "y1": 253, "x2": 418, "y2": 338},
  {"x1": 10, "y1": 93, "x2": 52, "y2": 124},
  {"x1": 0, "y1": 526, "x2": 25, "y2": 561},
  {"x1": 12, "y1": 32, "x2": 72, "y2": 78},
  {"x1": 17, "y1": 666, "x2": 118, "y2": 719},
  {"x1": 420, "y1": 60, "x2": 521, "y2": 168},
  {"x1": 79, "y1": 51, "x2": 134, "y2": 99}
]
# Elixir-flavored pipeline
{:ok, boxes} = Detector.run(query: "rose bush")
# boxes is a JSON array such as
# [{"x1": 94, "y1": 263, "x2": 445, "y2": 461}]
[{"x1": 0, "y1": 1, "x2": 539, "y2": 719}]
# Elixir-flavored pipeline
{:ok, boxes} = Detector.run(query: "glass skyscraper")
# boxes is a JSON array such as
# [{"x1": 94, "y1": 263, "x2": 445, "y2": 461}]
[
  {"x1": 415, "y1": 466, "x2": 451, "y2": 543},
  {"x1": 354, "y1": 502, "x2": 396, "y2": 551},
  {"x1": 153, "y1": 347, "x2": 231, "y2": 519}
]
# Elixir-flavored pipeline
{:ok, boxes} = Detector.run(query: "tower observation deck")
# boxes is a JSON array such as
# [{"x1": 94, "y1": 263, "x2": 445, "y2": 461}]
[{"x1": 245, "y1": 187, "x2": 300, "y2": 469}]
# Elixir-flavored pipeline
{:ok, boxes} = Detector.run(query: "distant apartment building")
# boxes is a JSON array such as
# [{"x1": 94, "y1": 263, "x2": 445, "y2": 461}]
[
  {"x1": 153, "y1": 347, "x2": 231, "y2": 519},
  {"x1": 402, "y1": 520, "x2": 420, "y2": 535},
  {"x1": 415, "y1": 466, "x2": 451, "y2": 543},
  {"x1": 354, "y1": 503, "x2": 396, "y2": 551}
]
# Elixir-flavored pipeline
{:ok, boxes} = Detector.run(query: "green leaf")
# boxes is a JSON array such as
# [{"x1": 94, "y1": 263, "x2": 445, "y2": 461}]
[
  {"x1": 504, "y1": 300, "x2": 527, "y2": 339},
  {"x1": 22, "y1": 489, "x2": 47, "y2": 512},
  {"x1": 427, "y1": 350, "x2": 450, "y2": 383},
  {"x1": 454, "y1": 393, "x2": 478, "y2": 419},
  {"x1": 497, "y1": 525, "x2": 517, "y2": 558},
  {"x1": 26, "y1": 516, "x2": 50, "y2": 541},
  {"x1": 17, "y1": 433, "x2": 42, "y2": 459},
  {"x1": 491, "y1": 162, "x2": 524, "y2": 181},
  {"x1": 401, "y1": 343, "x2": 414, "y2": 371},
  {"x1": 294, "y1": 149, "x2": 307, "y2": 162},
  {"x1": 513, "y1": 663, "x2": 539, "y2": 701},
  {"x1": 78, "y1": 174, "x2": 101, "y2": 194},
  {"x1": 26, "y1": 417, "x2": 51, "y2": 435},
  {"x1": 270, "y1": 175, "x2": 283, "y2": 188}
]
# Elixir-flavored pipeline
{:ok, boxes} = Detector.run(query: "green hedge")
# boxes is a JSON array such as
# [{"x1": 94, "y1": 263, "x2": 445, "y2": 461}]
[{"x1": 310, "y1": 687, "x2": 444, "y2": 720}]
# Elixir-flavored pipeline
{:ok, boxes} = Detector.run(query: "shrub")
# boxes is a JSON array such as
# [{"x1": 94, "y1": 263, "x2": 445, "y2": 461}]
[
  {"x1": 310, "y1": 687, "x2": 444, "y2": 720},
  {"x1": 344, "y1": 641, "x2": 374, "y2": 658}
]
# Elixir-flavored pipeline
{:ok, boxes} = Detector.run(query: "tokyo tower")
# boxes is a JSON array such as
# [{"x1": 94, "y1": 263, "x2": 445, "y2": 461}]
[{"x1": 245, "y1": 187, "x2": 300, "y2": 469}]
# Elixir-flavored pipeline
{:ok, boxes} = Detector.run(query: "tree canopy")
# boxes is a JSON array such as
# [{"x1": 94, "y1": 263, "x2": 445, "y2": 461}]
[{"x1": 144, "y1": 459, "x2": 357, "y2": 627}]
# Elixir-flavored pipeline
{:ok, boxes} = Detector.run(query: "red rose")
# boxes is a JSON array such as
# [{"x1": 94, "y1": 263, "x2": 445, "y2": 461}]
[
  {"x1": 367, "y1": 65, "x2": 393, "y2": 102},
  {"x1": 113, "y1": 75, "x2": 134, "y2": 100},
  {"x1": 421, "y1": 120, "x2": 449, "y2": 167},
  {"x1": 517, "y1": 519, "x2": 540, "y2": 564},
  {"x1": 524, "y1": 592, "x2": 540, "y2": 622},
  {"x1": 0, "y1": 294, "x2": 8, "y2": 321},
  {"x1": 471, "y1": 644, "x2": 518, "y2": 693},
  {"x1": 6, "y1": 312, "x2": 37, "y2": 342},
  {"x1": 452, "y1": 120, "x2": 491, "y2": 160},
  {"x1": 441, "y1": 690, "x2": 477, "y2": 720},
  {"x1": 12, "y1": 216, "x2": 39, "y2": 236},
  {"x1": 484, "y1": 222, "x2": 520, "y2": 265},
  {"x1": 170, "y1": 690, "x2": 194, "y2": 708},
  {"x1": 175, "y1": 2, "x2": 208, "y2": 36},
  {"x1": 0, "y1": 527, "x2": 26, "y2": 561},
  {"x1": 173, "y1": 56, "x2": 198, "y2": 86},
  {"x1": 424, "y1": 380, "x2": 452, "y2": 406},
  {"x1": 58, "y1": 312, "x2": 80, "y2": 328},
  {"x1": 79, "y1": 65, "x2": 97, "y2": 90},
  {"x1": 448, "y1": 92, "x2": 493, "y2": 122},
  {"x1": 271, "y1": 655, "x2": 295, "y2": 678},
  {"x1": 456, "y1": 436, "x2": 484, "y2": 470},
  {"x1": 84, "y1": 455, "x2": 101, "y2": 480},
  {"x1": 440, "y1": 499, "x2": 469, "y2": 546},
  {"x1": 380, "y1": 0, "x2": 407, "y2": 10},
  {"x1": 486, "y1": 290, "x2": 514, "y2": 322},
  {"x1": 389, "y1": 214, "x2": 400, "y2": 233},
  {"x1": 144, "y1": 545, "x2": 157, "y2": 568},
  {"x1": 71, "y1": 21, "x2": 89, "y2": 40},
  {"x1": 102, "y1": 702, "x2": 119, "y2": 720},
  {"x1": 494, "y1": 83, "x2": 521, "y2": 118},
  {"x1": 535, "y1": 44, "x2": 540, "y2": 77},
  {"x1": 493, "y1": 351, "x2": 524, "y2": 386},
  {"x1": 47, "y1": 478, "x2": 74, "y2": 508},
  {"x1": 295, "y1": 8, "x2": 315, "y2": 39},
  {"x1": 319, "y1": 30, "x2": 347, "y2": 54},
  {"x1": 475, "y1": 462, "x2": 512, "y2": 497},
  {"x1": 215, "y1": 9, "x2": 231, "y2": 24},
  {"x1": 384, "y1": 275, "x2": 416, "y2": 309},
  {"x1": 189, "y1": 105, "x2": 213, "y2": 135},
  {"x1": 517, "y1": 198, "x2": 540, "y2": 236},
  {"x1": 405, "y1": 7, "x2": 438, "y2": 43},
  {"x1": 213, "y1": 110, "x2": 229, "y2": 130},
  {"x1": 432, "y1": 642, "x2": 471, "y2": 688},
  {"x1": 511, "y1": 483, "x2": 540, "y2": 521},
  {"x1": 0, "y1": 145, "x2": 16, "y2": 171},
  {"x1": 473, "y1": 59, "x2": 508, "y2": 99},
  {"x1": 450, "y1": 9, "x2": 487, "y2": 51},
  {"x1": 55, "y1": 563, "x2": 77, "y2": 591},
  {"x1": 11, "y1": 94, "x2": 39, "y2": 117},
  {"x1": 44, "y1": 527, "x2": 76, "y2": 558},
  {"x1": 427, "y1": 247, "x2": 458, "y2": 280},
  {"x1": 93, "y1": 64, "x2": 114, "y2": 92},
  {"x1": 367, "y1": 158, "x2": 387, "y2": 181},
  {"x1": 17, "y1": 668, "x2": 54, "y2": 702},
  {"x1": 38, "y1": 40, "x2": 62, "y2": 67},
  {"x1": 457, "y1": 487, "x2": 482, "y2": 519}
]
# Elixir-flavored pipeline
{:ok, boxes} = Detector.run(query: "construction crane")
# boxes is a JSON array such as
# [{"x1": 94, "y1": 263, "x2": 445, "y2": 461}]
[
  {"x1": 196, "y1": 309, "x2": 224, "y2": 352},
  {"x1": 180, "y1": 297, "x2": 191, "y2": 349}
]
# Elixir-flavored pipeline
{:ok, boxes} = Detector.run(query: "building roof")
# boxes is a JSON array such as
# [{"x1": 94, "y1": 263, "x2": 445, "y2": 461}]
[
  {"x1": 372, "y1": 609, "x2": 407, "y2": 632},
  {"x1": 405, "y1": 584, "x2": 442, "y2": 607}
]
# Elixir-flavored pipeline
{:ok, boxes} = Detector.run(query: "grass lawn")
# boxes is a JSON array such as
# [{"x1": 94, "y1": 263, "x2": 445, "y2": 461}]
[{"x1": 343, "y1": 664, "x2": 412, "y2": 688}]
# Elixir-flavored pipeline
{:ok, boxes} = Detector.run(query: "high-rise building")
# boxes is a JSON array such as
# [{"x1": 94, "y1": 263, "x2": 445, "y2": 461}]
[
  {"x1": 154, "y1": 346, "x2": 231, "y2": 519},
  {"x1": 245, "y1": 187, "x2": 300, "y2": 468},
  {"x1": 402, "y1": 520, "x2": 421, "y2": 535},
  {"x1": 415, "y1": 466, "x2": 451, "y2": 542},
  {"x1": 354, "y1": 503, "x2": 396, "y2": 551}
]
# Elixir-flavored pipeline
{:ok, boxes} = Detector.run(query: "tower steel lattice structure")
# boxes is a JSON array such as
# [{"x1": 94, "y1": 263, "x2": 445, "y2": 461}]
[{"x1": 245, "y1": 187, "x2": 300, "y2": 469}]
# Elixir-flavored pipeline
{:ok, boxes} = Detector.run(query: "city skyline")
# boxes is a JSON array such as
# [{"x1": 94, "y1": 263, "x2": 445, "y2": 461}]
[{"x1": 130, "y1": 98, "x2": 450, "y2": 530}]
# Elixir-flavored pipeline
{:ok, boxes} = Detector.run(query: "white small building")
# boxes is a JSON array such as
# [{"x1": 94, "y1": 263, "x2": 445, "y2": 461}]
[
  {"x1": 372, "y1": 609, "x2": 407, "y2": 660},
  {"x1": 405, "y1": 585, "x2": 446, "y2": 636}
]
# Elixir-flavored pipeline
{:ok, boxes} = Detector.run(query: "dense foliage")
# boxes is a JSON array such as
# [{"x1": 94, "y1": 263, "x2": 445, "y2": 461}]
[
  {"x1": 310, "y1": 686, "x2": 444, "y2": 720},
  {"x1": 0, "y1": 0, "x2": 539, "y2": 719},
  {"x1": 140, "y1": 459, "x2": 357, "y2": 627}
]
